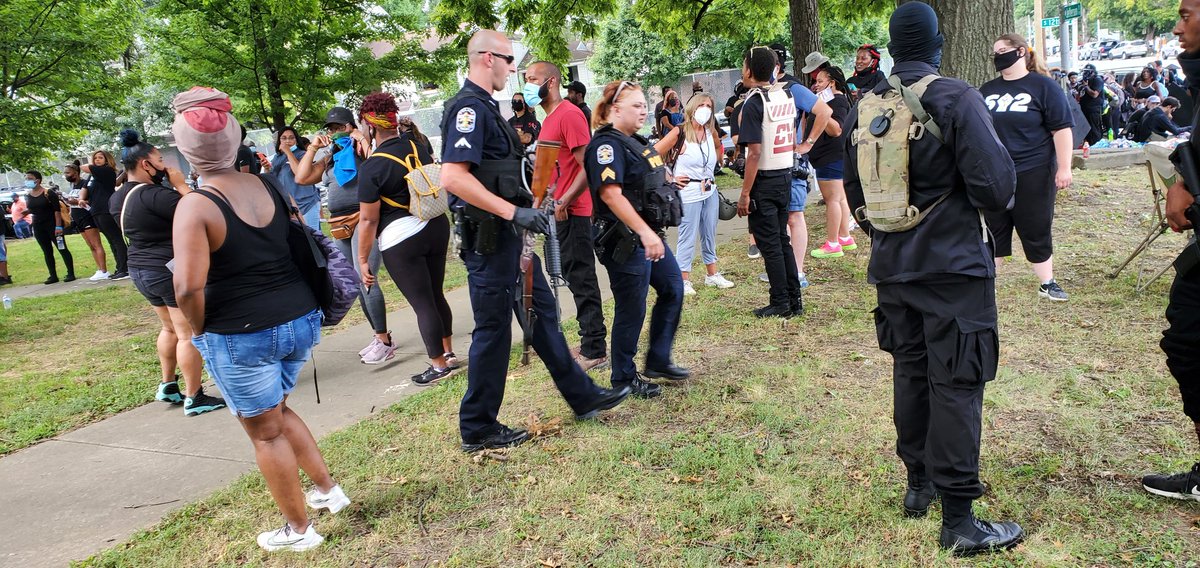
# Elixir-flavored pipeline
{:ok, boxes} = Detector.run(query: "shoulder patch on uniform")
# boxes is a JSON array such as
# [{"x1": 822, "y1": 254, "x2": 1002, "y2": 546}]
[
  {"x1": 454, "y1": 137, "x2": 472, "y2": 149},
  {"x1": 601, "y1": 167, "x2": 616, "y2": 181},
  {"x1": 456, "y1": 107, "x2": 476, "y2": 133},
  {"x1": 597, "y1": 144, "x2": 614, "y2": 164}
]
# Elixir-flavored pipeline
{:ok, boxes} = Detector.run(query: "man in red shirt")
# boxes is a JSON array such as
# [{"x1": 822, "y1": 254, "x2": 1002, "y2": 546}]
[{"x1": 524, "y1": 61, "x2": 608, "y2": 371}]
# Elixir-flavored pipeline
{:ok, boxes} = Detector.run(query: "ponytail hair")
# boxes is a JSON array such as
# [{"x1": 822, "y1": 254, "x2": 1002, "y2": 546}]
[
  {"x1": 998, "y1": 33, "x2": 1047, "y2": 76},
  {"x1": 592, "y1": 80, "x2": 643, "y2": 130},
  {"x1": 118, "y1": 129, "x2": 156, "y2": 170}
]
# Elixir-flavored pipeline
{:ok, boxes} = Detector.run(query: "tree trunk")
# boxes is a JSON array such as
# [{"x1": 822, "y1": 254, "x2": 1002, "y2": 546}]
[
  {"x1": 788, "y1": 0, "x2": 821, "y2": 81},
  {"x1": 898, "y1": 0, "x2": 1015, "y2": 87}
]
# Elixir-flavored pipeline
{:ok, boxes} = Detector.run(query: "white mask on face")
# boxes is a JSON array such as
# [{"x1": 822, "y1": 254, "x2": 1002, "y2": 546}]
[{"x1": 693, "y1": 107, "x2": 713, "y2": 125}]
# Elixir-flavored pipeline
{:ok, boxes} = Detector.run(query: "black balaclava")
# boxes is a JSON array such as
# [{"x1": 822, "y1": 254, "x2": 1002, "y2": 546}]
[{"x1": 887, "y1": 2, "x2": 944, "y2": 69}]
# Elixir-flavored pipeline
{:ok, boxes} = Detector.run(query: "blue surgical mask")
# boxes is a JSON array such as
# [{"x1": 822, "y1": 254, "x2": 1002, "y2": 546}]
[
  {"x1": 521, "y1": 81, "x2": 544, "y2": 107},
  {"x1": 290, "y1": 145, "x2": 298, "y2": 152},
  {"x1": 23, "y1": 180, "x2": 35, "y2": 189}
]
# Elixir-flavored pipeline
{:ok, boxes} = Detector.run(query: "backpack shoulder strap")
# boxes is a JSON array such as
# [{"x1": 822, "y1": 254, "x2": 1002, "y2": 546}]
[
  {"x1": 118, "y1": 183, "x2": 150, "y2": 239},
  {"x1": 890, "y1": 74, "x2": 944, "y2": 143},
  {"x1": 364, "y1": 151, "x2": 412, "y2": 210}
]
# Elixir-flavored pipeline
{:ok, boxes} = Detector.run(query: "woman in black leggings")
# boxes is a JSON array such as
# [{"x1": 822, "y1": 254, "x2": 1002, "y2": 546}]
[
  {"x1": 355, "y1": 92, "x2": 457, "y2": 385},
  {"x1": 22, "y1": 170, "x2": 75, "y2": 284}
]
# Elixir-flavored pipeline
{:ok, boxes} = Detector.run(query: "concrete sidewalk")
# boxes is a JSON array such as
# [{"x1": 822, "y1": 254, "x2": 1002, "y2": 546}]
[
  {"x1": 0, "y1": 274, "x2": 132, "y2": 302},
  {"x1": 1, "y1": 204, "x2": 753, "y2": 567}
]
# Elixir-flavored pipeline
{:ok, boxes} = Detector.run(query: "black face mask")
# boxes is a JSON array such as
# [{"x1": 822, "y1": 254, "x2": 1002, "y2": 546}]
[
  {"x1": 994, "y1": 49, "x2": 1023, "y2": 72},
  {"x1": 146, "y1": 163, "x2": 166, "y2": 185},
  {"x1": 512, "y1": 101, "x2": 525, "y2": 112}
]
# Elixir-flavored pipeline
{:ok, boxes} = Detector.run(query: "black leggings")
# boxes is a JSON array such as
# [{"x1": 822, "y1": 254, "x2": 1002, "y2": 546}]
[
  {"x1": 380, "y1": 215, "x2": 453, "y2": 359},
  {"x1": 33, "y1": 223, "x2": 74, "y2": 278},
  {"x1": 92, "y1": 212, "x2": 127, "y2": 273},
  {"x1": 984, "y1": 165, "x2": 1057, "y2": 264}
]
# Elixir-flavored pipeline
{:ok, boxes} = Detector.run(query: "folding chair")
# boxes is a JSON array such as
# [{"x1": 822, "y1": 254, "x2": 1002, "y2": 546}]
[{"x1": 1108, "y1": 144, "x2": 1176, "y2": 292}]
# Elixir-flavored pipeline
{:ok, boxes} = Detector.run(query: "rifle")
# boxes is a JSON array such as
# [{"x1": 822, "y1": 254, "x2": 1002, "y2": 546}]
[{"x1": 519, "y1": 140, "x2": 562, "y2": 365}]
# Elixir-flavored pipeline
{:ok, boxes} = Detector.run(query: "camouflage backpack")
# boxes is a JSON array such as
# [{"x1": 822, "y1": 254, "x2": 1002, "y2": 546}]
[{"x1": 851, "y1": 74, "x2": 949, "y2": 232}]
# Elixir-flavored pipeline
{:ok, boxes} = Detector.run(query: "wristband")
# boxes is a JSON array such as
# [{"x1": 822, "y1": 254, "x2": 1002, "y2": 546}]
[{"x1": 55, "y1": 226, "x2": 63, "y2": 230}]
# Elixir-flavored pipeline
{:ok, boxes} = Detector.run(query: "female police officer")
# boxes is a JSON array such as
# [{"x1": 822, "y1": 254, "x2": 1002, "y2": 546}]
[{"x1": 585, "y1": 81, "x2": 690, "y2": 399}]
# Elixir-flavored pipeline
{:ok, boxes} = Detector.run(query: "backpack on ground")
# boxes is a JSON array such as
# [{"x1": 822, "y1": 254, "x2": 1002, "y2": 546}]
[
  {"x1": 370, "y1": 141, "x2": 448, "y2": 221},
  {"x1": 850, "y1": 74, "x2": 950, "y2": 233}
]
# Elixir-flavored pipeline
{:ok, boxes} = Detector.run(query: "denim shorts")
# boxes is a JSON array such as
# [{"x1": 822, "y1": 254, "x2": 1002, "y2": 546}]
[
  {"x1": 815, "y1": 160, "x2": 844, "y2": 181},
  {"x1": 191, "y1": 308, "x2": 322, "y2": 418},
  {"x1": 788, "y1": 176, "x2": 809, "y2": 213},
  {"x1": 130, "y1": 267, "x2": 176, "y2": 308}
]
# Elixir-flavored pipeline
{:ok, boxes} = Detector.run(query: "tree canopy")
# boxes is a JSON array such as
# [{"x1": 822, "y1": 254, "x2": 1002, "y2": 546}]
[{"x1": 0, "y1": 0, "x2": 139, "y2": 169}]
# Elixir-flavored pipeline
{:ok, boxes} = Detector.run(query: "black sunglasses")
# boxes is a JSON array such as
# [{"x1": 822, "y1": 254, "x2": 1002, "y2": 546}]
[{"x1": 476, "y1": 51, "x2": 515, "y2": 64}]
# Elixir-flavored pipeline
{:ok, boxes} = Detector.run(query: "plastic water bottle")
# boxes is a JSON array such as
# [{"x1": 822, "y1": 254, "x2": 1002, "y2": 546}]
[
  {"x1": 55, "y1": 235, "x2": 66, "y2": 250},
  {"x1": 3, "y1": 295, "x2": 11, "y2": 310}
]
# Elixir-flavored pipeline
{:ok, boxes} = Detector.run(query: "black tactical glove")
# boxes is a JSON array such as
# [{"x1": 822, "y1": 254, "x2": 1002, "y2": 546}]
[{"x1": 511, "y1": 207, "x2": 550, "y2": 235}]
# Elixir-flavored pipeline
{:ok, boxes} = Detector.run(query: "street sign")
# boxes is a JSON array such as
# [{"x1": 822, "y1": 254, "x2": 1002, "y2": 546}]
[
  {"x1": 1041, "y1": 17, "x2": 1060, "y2": 27},
  {"x1": 1063, "y1": 3, "x2": 1082, "y2": 20}
]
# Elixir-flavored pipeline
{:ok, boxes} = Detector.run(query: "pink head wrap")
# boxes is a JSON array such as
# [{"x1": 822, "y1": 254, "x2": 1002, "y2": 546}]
[{"x1": 171, "y1": 87, "x2": 241, "y2": 172}]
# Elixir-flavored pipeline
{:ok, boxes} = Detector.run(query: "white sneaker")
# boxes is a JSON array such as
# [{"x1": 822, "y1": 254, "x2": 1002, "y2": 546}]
[
  {"x1": 89, "y1": 270, "x2": 110, "y2": 281},
  {"x1": 704, "y1": 273, "x2": 735, "y2": 289},
  {"x1": 358, "y1": 337, "x2": 380, "y2": 358},
  {"x1": 256, "y1": 522, "x2": 324, "y2": 552},
  {"x1": 360, "y1": 340, "x2": 396, "y2": 365},
  {"x1": 306, "y1": 484, "x2": 351, "y2": 514},
  {"x1": 682, "y1": 280, "x2": 696, "y2": 296}
]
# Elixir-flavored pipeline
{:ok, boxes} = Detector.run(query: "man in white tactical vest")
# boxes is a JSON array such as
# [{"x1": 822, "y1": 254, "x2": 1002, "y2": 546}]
[{"x1": 736, "y1": 46, "x2": 804, "y2": 318}]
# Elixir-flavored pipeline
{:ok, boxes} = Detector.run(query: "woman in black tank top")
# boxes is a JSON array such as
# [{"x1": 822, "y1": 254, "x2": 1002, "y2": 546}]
[{"x1": 170, "y1": 87, "x2": 347, "y2": 551}]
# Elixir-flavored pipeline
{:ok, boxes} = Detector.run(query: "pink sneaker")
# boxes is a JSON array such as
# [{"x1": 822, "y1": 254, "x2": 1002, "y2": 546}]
[
  {"x1": 838, "y1": 236, "x2": 857, "y2": 251},
  {"x1": 810, "y1": 241, "x2": 844, "y2": 259}
]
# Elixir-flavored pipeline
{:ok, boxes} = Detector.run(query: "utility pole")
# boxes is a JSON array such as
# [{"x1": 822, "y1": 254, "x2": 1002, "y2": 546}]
[
  {"x1": 1035, "y1": 0, "x2": 1045, "y2": 59},
  {"x1": 1060, "y1": 3, "x2": 1070, "y2": 71}
]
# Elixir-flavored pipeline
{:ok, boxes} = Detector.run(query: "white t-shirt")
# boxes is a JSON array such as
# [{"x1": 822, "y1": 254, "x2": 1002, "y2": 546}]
[
  {"x1": 674, "y1": 136, "x2": 718, "y2": 204},
  {"x1": 378, "y1": 215, "x2": 428, "y2": 251}
]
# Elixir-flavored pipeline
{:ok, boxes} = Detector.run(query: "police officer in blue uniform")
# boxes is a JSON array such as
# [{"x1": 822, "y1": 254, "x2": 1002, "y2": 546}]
[
  {"x1": 584, "y1": 81, "x2": 690, "y2": 399},
  {"x1": 439, "y1": 30, "x2": 630, "y2": 453},
  {"x1": 843, "y1": 4, "x2": 1023, "y2": 556}
]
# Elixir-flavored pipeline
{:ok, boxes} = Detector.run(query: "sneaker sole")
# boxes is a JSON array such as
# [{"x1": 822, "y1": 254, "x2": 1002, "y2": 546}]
[
  {"x1": 157, "y1": 394, "x2": 184, "y2": 405},
  {"x1": 840, "y1": 244, "x2": 857, "y2": 251},
  {"x1": 1143, "y1": 484, "x2": 1200, "y2": 501},
  {"x1": 184, "y1": 404, "x2": 225, "y2": 417},
  {"x1": 360, "y1": 352, "x2": 397, "y2": 365},
  {"x1": 1038, "y1": 291, "x2": 1069, "y2": 302},
  {"x1": 461, "y1": 435, "x2": 530, "y2": 453},
  {"x1": 576, "y1": 392, "x2": 631, "y2": 420},
  {"x1": 811, "y1": 251, "x2": 844, "y2": 258},
  {"x1": 259, "y1": 535, "x2": 325, "y2": 552},
  {"x1": 307, "y1": 497, "x2": 351, "y2": 514}
]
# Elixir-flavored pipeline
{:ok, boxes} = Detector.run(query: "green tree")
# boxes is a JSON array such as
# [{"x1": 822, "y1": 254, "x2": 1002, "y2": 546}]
[
  {"x1": 0, "y1": 0, "x2": 139, "y2": 169},
  {"x1": 432, "y1": 0, "x2": 618, "y2": 64},
  {"x1": 1084, "y1": 0, "x2": 1176, "y2": 40},
  {"x1": 146, "y1": 0, "x2": 455, "y2": 132}
]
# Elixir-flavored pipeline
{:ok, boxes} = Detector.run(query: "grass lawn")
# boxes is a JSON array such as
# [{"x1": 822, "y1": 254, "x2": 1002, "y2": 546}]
[
  {"x1": 0, "y1": 232, "x2": 465, "y2": 456},
  {"x1": 2, "y1": 232, "x2": 118, "y2": 285},
  {"x1": 77, "y1": 167, "x2": 1200, "y2": 566}
]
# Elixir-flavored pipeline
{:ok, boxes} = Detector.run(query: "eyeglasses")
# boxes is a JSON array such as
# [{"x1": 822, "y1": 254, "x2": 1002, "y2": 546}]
[{"x1": 476, "y1": 51, "x2": 515, "y2": 64}]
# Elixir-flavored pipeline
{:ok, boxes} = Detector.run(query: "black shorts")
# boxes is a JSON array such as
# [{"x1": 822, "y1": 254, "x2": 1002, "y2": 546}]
[
  {"x1": 130, "y1": 266, "x2": 177, "y2": 308},
  {"x1": 70, "y1": 208, "x2": 96, "y2": 231},
  {"x1": 984, "y1": 165, "x2": 1057, "y2": 263}
]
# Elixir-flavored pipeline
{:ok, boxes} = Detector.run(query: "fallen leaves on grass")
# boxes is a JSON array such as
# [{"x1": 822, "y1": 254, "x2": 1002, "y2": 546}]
[
  {"x1": 471, "y1": 448, "x2": 511, "y2": 464},
  {"x1": 526, "y1": 413, "x2": 563, "y2": 440}
]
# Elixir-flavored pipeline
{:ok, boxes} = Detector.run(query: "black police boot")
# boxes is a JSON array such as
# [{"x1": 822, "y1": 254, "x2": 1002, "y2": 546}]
[
  {"x1": 612, "y1": 374, "x2": 662, "y2": 399},
  {"x1": 643, "y1": 364, "x2": 690, "y2": 381},
  {"x1": 938, "y1": 496, "x2": 1024, "y2": 557},
  {"x1": 575, "y1": 386, "x2": 632, "y2": 420},
  {"x1": 789, "y1": 296, "x2": 804, "y2": 317},
  {"x1": 753, "y1": 304, "x2": 794, "y2": 319},
  {"x1": 903, "y1": 471, "x2": 939, "y2": 518},
  {"x1": 461, "y1": 424, "x2": 530, "y2": 453}
]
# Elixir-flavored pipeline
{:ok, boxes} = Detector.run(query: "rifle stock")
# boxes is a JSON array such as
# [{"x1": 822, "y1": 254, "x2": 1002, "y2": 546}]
[{"x1": 520, "y1": 141, "x2": 564, "y2": 365}]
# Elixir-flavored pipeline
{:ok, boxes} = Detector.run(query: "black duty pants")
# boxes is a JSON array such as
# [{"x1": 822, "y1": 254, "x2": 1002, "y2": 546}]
[
  {"x1": 1162, "y1": 257, "x2": 1200, "y2": 423},
  {"x1": 459, "y1": 224, "x2": 603, "y2": 442},
  {"x1": 557, "y1": 215, "x2": 607, "y2": 359},
  {"x1": 33, "y1": 222, "x2": 74, "y2": 278},
  {"x1": 748, "y1": 173, "x2": 801, "y2": 309},
  {"x1": 875, "y1": 278, "x2": 999, "y2": 500},
  {"x1": 91, "y1": 212, "x2": 127, "y2": 274},
  {"x1": 1084, "y1": 107, "x2": 1104, "y2": 146}
]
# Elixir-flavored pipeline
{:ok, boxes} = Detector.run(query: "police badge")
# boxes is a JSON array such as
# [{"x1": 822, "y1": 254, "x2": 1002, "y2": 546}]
[
  {"x1": 597, "y1": 144, "x2": 614, "y2": 165},
  {"x1": 456, "y1": 107, "x2": 476, "y2": 133}
]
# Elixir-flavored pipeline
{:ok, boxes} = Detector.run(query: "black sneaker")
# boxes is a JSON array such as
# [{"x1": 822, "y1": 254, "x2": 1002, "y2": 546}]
[
  {"x1": 43, "y1": 276, "x2": 59, "y2": 285},
  {"x1": 413, "y1": 366, "x2": 452, "y2": 386},
  {"x1": 461, "y1": 424, "x2": 530, "y2": 452},
  {"x1": 1142, "y1": 462, "x2": 1200, "y2": 502},
  {"x1": 789, "y1": 296, "x2": 804, "y2": 317},
  {"x1": 1038, "y1": 280, "x2": 1068, "y2": 302},
  {"x1": 939, "y1": 518, "x2": 1025, "y2": 557},
  {"x1": 63, "y1": 274, "x2": 76, "y2": 283},
  {"x1": 613, "y1": 374, "x2": 662, "y2": 398},
  {"x1": 110, "y1": 271, "x2": 130, "y2": 281},
  {"x1": 156, "y1": 380, "x2": 183, "y2": 404},
  {"x1": 753, "y1": 304, "x2": 794, "y2": 319},
  {"x1": 184, "y1": 388, "x2": 226, "y2": 417}
]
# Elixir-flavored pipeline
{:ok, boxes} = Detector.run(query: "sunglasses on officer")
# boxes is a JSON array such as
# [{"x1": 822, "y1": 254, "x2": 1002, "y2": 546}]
[{"x1": 475, "y1": 50, "x2": 515, "y2": 64}]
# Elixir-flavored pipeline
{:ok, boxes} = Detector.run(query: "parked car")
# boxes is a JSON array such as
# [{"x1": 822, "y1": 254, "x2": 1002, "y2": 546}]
[
  {"x1": 1114, "y1": 40, "x2": 1153, "y2": 59},
  {"x1": 1163, "y1": 39, "x2": 1183, "y2": 59},
  {"x1": 1080, "y1": 42, "x2": 1099, "y2": 60},
  {"x1": 1097, "y1": 40, "x2": 1120, "y2": 59}
]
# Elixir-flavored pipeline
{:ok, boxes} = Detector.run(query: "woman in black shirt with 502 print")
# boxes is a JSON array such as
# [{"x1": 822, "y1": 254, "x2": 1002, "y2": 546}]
[{"x1": 980, "y1": 33, "x2": 1074, "y2": 302}]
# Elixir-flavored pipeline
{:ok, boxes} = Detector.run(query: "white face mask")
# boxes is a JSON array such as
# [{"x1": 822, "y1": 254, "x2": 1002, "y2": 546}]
[
  {"x1": 693, "y1": 107, "x2": 712, "y2": 125},
  {"x1": 817, "y1": 87, "x2": 834, "y2": 102}
]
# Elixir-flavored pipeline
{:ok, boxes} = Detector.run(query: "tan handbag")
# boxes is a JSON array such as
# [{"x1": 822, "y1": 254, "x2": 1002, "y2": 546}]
[{"x1": 328, "y1": 212, "x2": 360, "y2": 240}]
